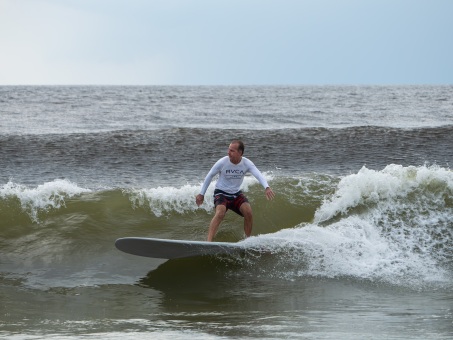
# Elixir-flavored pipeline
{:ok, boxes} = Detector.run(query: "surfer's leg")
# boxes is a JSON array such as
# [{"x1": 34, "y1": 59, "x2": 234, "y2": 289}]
[
  {"x1": 239, "y1": 202, "x2": 253, "y2": 237},
  {"x1": 207, "y1": 204, "x2": 227, "y2": 241}
]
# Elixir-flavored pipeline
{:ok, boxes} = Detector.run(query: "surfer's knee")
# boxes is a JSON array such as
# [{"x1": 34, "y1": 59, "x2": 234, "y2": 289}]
[
  {"x1": 240, "y1": 202, "x2": 252, "y2": 219},
  {"x1": 214, "y1": 205, "x2": 227, "y2": 220}
]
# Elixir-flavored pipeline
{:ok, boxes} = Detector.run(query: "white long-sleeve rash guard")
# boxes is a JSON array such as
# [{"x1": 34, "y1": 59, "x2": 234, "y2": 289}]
[{"x1": 199, "y1": 156, "x2": 269, "y2": 196}]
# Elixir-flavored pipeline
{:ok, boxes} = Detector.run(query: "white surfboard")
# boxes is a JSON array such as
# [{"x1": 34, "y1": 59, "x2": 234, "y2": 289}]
[{"x1": 115, "y1": 237, "x2": 246, "y2": 259}]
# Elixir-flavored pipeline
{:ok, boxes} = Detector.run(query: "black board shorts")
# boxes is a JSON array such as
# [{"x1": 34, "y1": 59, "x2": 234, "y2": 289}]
[{"x1": 213, "y1": 189, "x2": 249, "y2": 216}]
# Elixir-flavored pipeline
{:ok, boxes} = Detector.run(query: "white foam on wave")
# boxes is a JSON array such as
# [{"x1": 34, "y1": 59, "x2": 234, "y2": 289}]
[
  {"x1": 129, "y1": 174, "x2": 271, "y2": 217},
  {"x1": 314, "y1": 164, "x2": 453, "y2": 223},
  {"x1": 129, "y1": 184, "x2": 204, "y2": 217},
  {"x1": 242, "y1": 165, "x2": 453, "y2": 287},
  {"x1": 245, "y1": 218, "x2": 449, "y2": 286},
  {"x1": 0, "y1": 179, "x2": 91, "y2": 222}
]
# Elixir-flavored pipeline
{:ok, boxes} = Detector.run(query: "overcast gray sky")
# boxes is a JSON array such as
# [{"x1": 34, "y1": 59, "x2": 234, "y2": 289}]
[{"x1": 1, "y1": 0, "x2": 452, "y2": 85}]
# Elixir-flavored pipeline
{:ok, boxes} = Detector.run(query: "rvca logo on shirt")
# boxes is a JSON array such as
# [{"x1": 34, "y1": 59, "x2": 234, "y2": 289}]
[
  {"x1": 225, "y1": 169, "x2": 245, "y2": 179},
  {"x1": 225, "y1": 169, "x2": 245, "y2": 174}
]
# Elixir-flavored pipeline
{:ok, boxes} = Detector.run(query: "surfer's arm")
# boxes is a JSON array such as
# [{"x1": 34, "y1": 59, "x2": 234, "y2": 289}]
[
  {"x1": 197, "y1": 157, "x2": 226, "y2": 205},
  {"x1": 247, "y1": 159, "x2": 275, "y2": 200},
  {"x1": 196, "y1": 165, "x2": 219, "y2": 206},
  {"x1": 247, "y1": 160, "x2": 269, "y2": 189},
  {"x1": 199, "y1": 166, "x2": 219, "y2": 195}
]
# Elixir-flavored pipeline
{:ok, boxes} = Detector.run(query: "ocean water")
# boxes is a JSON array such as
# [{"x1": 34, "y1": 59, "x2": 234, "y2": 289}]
[{"x1": 0, "y1": 85, "x2": 452, "y2": 339}]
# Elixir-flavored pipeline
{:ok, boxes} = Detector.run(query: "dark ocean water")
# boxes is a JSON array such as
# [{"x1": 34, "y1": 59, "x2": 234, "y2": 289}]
[{"x1": 0, "y1": 86, "x2": 452, "y2": 339}]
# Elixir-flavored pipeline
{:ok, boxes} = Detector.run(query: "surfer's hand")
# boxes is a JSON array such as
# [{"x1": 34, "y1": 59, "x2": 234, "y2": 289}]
[
  {"x1": 265, "y1": 187, "x2": 275, "y2": 200},
  {"x1": 196, "y1": 194, "x2": 204, "y2": 206}
]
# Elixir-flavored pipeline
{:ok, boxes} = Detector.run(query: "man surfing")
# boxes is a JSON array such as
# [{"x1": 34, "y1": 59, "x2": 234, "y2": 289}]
[{"x1": 196, "y1": 140, "x2": 275, "y2": 241}]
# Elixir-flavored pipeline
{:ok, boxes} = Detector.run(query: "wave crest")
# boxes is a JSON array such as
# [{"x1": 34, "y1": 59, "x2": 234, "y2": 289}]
[{"x1": 0, "y1": 179, "x2": 91, "y2": 223}]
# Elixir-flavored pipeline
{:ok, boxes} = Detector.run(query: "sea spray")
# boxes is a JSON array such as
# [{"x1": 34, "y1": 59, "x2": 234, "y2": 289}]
[
  {"x1": 241, "y1": 165, "x2": 453, "y2": 287},
  {"x1": 0, "y1": 179, "x2": 91, "y2": 223},
  {"x1": 314, "y1": 164, "x2": 453, "y2": 267},
  {"x1": 128, "y1": 184, "x2": 205, "y2": 217}
]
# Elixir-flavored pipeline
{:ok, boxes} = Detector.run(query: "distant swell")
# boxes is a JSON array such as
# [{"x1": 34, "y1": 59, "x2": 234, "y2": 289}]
[{"x1": 1, "y1": 125, "x2": 452, "y2": 188}]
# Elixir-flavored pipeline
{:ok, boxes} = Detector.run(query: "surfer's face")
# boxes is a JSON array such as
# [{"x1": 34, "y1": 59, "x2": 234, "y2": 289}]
[{"x1": 228, "y1": 143, "x2": 242, "y2": 164}]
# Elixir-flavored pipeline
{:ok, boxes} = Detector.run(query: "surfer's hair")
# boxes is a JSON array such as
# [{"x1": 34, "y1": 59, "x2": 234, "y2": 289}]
[{"x1": 231, "y1": 139, "x2": 244, "y2": 155}]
